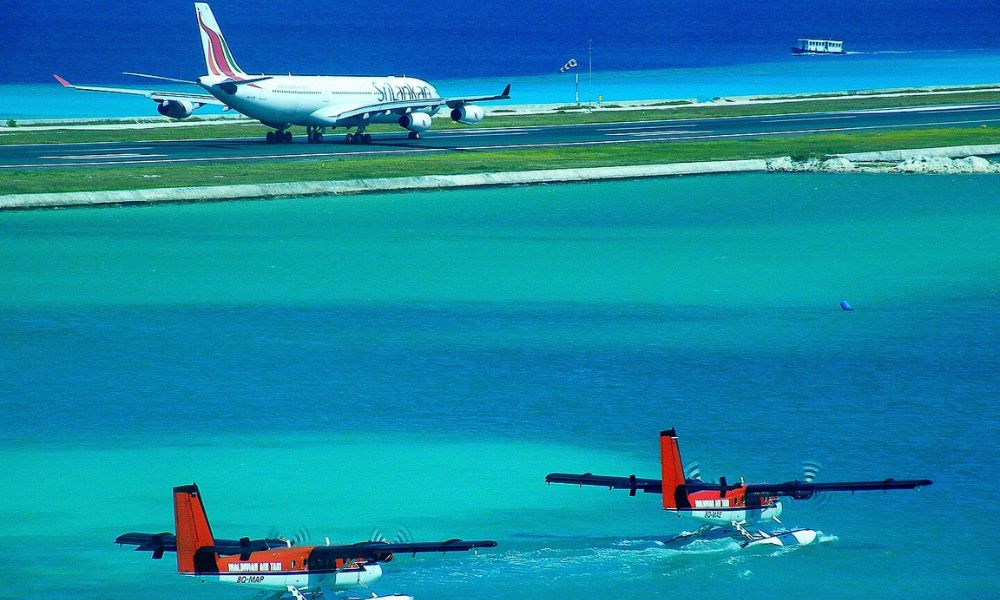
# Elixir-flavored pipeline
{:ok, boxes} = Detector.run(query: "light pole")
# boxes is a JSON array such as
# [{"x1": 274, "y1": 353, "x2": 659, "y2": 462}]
[
  {"x1": 588, "y1": 39, "x2": 593, "y2": 111},
  {"x1": 559, "y1": 58, "x2": 579, "y2": 105}
]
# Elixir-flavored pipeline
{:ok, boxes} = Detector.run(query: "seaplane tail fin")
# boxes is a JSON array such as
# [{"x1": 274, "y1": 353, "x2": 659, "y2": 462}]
[
  {"x1": 660, "y1": 429, "x2": 688, "y2": 509},
  {"x1": 173, "y1": 483, "x2": 217, "y2": 574},
  {"x1": 194, "y1": 3, "x2": 247, "y2": 79}
]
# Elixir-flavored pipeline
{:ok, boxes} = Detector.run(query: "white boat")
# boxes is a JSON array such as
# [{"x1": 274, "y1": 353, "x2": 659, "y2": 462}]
[{"x1": 792, "y1": 39, "x2": 845, "y2": 55}]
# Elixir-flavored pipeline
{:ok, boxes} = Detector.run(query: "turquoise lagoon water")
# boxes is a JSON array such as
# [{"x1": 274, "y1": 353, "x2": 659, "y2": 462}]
[
  {"x1": 4, "y1": 50, "x2": 1000, "y2": 120},
  {"x1": 1, "y1": 174, "x2": 998, "y2": 598}
]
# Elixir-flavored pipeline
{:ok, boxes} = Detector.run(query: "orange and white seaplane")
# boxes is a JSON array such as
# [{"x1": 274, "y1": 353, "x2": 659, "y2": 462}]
[
  {"x1": 115, "y1": 484, "x2": 496, "y2": 599},
  {"x1": 545, "y1": 428, "x2": 932, "y2": 548}
]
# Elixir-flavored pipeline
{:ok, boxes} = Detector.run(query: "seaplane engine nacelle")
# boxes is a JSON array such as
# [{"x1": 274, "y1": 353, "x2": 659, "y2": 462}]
[
  {"x1": 398, "y1": 112, "x2": 432, "y2": 132},
  {"x1": 451, "y1": 105, "x2": 484, "y2": 125},
  {"x1": 157, "y1": 99, "x2": 194, "y2": 119}
]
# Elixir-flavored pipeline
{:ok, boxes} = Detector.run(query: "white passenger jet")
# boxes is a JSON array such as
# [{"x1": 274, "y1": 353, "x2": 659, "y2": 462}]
[{"x1": 55, "y1": 2, "x2": 510, "y2": 144}]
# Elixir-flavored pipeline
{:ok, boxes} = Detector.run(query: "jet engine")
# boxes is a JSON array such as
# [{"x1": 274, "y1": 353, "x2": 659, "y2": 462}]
[
  {"x1": 157, "y1": 99, "x2": 194, "y2": 119},
  {"x1": 450, "y1": 105, "x2": 484, "y2": 125},
  {"x1": 398, "y1": 111, "x2": 432, "y2": 132}
]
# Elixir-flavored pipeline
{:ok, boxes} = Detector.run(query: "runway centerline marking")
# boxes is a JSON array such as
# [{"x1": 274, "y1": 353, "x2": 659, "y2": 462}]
[
  {"x1": 762, "y1": 115, "x2": 857, "y2": 123},
  {"x1": 41, "y1": 153, "x2": 168, "y2": 160},
  {"x1": 1, "y1": 147, "x2": 448, "y2": 169},
  {"x1": 597, "y1": 124, "x2": 696, "y2": 132},
  {"x1": 606, "y1": 130, "x2": 710, "y2": 137},
  {"x1": 37, "y1": 146, "x2": 156, "y2": 154}
]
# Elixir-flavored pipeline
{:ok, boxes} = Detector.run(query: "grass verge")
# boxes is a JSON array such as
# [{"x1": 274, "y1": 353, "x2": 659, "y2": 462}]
[{"x1": 2, "y1": 127, "x2": 998, "y2": 196}]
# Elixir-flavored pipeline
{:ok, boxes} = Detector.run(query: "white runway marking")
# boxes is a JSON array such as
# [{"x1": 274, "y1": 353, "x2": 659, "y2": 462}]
[
  {"x1": 1, "y1": 147, "x2": 448, "y2": 169},
  {"x1": 42, "y1": 153, "x2": 167, "y2": 160},
  {"x1": 597, "y1": 124, "x2": 696, "y2": 132},
  {"x1": 606, "y1": 129, "x2": 710, "y2": 137},
  {"x1": 863, "y1": 104, "x2": 1000, "y2": 114},
  {"x1": 36, "y1": 146, "x2": 156, "y2": 154},
  {"x1": 431, "y1": 131, "x2": 529, "y2": 139},
  {"x1": 762, "y1": 115, "x2": 856, "y2": 123},
  {"x1": 435, "y1": 127, "x2": 534, "y2": 135},
  {"x1": 454, "y1": 116, "x2": 1000, "y2": 151}
]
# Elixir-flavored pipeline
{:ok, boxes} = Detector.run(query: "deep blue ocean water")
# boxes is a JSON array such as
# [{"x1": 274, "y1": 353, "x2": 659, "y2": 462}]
[{"x1": 5, "y1": 0, "x2": 1000, "y2": 82}]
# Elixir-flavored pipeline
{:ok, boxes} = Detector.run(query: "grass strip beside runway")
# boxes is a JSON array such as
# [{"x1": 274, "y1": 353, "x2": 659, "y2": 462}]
[
  {"x1": 2, "y1": 127, "x2": 998, "y2": 197},
  {"x1": 2, "y1": 91, "x2": 1000, "y2": 146}
]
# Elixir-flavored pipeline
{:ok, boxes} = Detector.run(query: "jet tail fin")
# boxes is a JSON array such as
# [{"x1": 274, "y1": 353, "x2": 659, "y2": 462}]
[{"x1": 194, "y1": 3, "x2": 248, "y2": 79}]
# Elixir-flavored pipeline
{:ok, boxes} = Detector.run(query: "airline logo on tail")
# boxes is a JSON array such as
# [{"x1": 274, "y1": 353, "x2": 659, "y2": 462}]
[{"x1": 195, "y1": 3, "x2": 246, "y2": 79}]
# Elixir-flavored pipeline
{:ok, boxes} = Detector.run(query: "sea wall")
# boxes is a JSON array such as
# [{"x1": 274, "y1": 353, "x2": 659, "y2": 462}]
[
  {"x1": 0, "y1": 160, "x2": 770, "y2": 210},
  {"x1": 2, "y1": 145, "x2": 998, "y2": 210},
  {"x1": 767, "y1": 144, "x2": 1000, "y2": 174}
]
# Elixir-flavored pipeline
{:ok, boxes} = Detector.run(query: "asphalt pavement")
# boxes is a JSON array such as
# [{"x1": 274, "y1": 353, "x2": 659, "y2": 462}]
[{"x1": 2, "y1": 103, "x2": 999, "y2": 170}]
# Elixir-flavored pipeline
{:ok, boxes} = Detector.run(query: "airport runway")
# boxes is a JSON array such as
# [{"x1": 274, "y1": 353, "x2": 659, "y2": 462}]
[{"x1": 3, "y1": 103, "x2": 1000, "y2": 170}]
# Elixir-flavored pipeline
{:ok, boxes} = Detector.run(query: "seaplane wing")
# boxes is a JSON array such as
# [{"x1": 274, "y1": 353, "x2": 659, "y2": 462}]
[
  {"x1": 116, "y1": 532, "x2": 496, "y2": 560},
  {"x1": 745, "y1": 478, "x2": 933, "y2": 499},
  {"x1": 116, "y1": 532, "x2": 292, "y2": 558},
  {"x1": 545, "y1": 473, "x2": 663, "y2": 495},
  {"x1": 53, "y1": 74, "x2": 223, "y2": 106},
  {"x1": 316, "y1": 84, "x2": 511, "y2": 125},
  {"x1": 323, "y1": 539, "x2": 498, "y2": 560}
]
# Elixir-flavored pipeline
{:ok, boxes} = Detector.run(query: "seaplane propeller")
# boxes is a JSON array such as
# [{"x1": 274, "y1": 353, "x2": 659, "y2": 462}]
[
  {"x1": 267, "y1": 526, "x2": 313, "y2": 547},
  {"x1": 801, "y1": 460, "x2": 832, "y2": 506},
  {"x1": 369, "y1": 526, "x2": 414, "y2": 545},
  {"x1": 684, "y1": 461, "x2": 703, "y2": 482},
  {"x1": 802, "y1": 460, "x2": 822, "y2": 483}
]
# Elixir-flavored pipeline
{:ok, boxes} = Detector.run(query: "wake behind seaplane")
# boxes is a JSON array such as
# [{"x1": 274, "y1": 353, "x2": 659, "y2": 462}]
[
  {"x1": 116, "y1": 484, "x2": 496, "y2": 599},
  {"x1": 545, "y1": 429, "x2": 932, "y2": 548},
  {"x1": 55, "y1": 3, "x2": 510, "y2": 144}
]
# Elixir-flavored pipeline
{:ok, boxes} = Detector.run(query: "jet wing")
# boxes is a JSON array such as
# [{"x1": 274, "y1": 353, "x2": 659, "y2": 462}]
[
  {"x1": 313, "y1": 84, "x2": 511, "y2": 125},
  {"x1": 445, "y1": 83, "x2": 511, "y2": 108},
  {"x1": 53, "y1": 75, "x2": 223, "y2": 106},
  {"x1": 745, "y1": 478, "x2": 933, "y2": 500},
  {"x1": 318, "y1": 97, "x2": 448, "y2": 124},
  {"x1": 545, "y1": 472, "x2": 663, "y2": 495}
]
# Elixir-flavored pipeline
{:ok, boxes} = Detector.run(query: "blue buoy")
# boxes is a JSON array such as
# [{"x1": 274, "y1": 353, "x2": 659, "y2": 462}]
[{"x1": 840, "y1": 300, "x2": 854, "y2": 311}]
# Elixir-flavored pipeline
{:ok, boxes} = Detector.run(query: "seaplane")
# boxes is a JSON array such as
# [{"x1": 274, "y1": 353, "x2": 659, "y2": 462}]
[
  {"x1": 115, "y1": 484, "x2": 496, "y2": 599},
  {"x1": 545, "y1": 428, "x2": 932, "y2": 548}
]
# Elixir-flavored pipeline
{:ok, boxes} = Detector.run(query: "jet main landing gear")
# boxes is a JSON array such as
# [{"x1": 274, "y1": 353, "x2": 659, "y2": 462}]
[
  {"x1": 345, "y1": 132, "x2": 373, "y2": 144},
  {"x1": 306, "y1": 126, "x2": 325, "y2": 144},
  {"x1": 266, "y1": 130, "x2": 293, "y2": 144}
]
